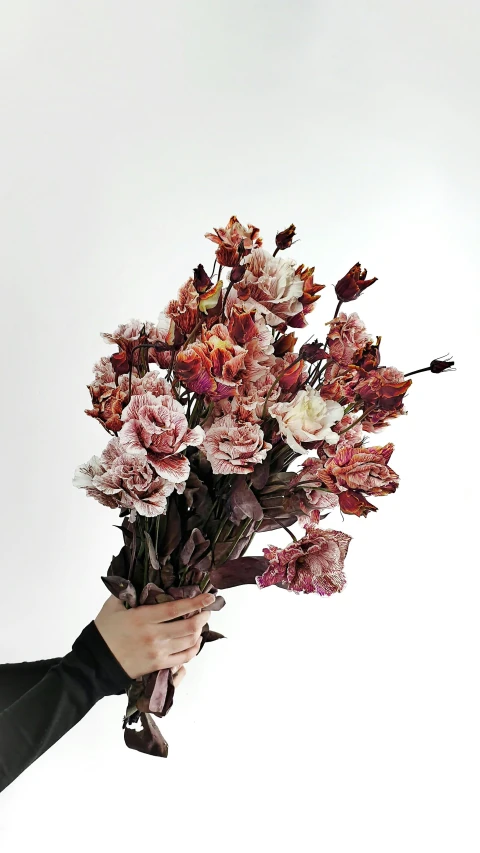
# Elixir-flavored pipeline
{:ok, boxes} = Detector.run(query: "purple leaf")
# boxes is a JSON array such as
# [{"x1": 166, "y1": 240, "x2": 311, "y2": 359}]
[
  {"x1": 228, "y1": 478, "x2": 263, "y2": 524},
  {"x1": 124, "y1": 712, "x2": 169, "y2": 758},
  {"x1": 145, "y1": 531, "x2": 160, "y2": 572},
  {"x1": 209, "y1": 556, "x2": 268, "y2": 589},
  {"x1": 250, "y1": 462, "x2": 270, "y2": 490},
  {"x1": 101, "y1": 575, "x2": 137, "y2": 607}
]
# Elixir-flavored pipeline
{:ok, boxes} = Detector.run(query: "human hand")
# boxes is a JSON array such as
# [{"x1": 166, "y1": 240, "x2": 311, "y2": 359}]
[
  {"x1": 94, "y1": 591, "x2": 215, "y2": 680},
  {"x1": 171, "y1": 664, "x2": 187, "y2": 688}
]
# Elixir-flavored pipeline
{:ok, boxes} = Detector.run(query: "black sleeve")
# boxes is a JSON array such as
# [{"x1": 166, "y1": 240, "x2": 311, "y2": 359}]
[{"x1": 0, "y1": 620, "x2": 133, "y2": 793}]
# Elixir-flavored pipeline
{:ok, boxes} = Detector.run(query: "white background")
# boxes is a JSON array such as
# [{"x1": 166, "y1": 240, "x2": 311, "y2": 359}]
[{"x1": 0, "y1": 2, "x2": 478, "y2": 851}]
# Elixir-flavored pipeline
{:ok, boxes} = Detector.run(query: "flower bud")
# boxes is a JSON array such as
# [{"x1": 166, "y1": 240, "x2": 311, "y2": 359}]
[
  {"x1": 193, "y1": 263, "x2": 213, "y2": 294},
  {"x1": 335, "y1": 263, "x2": 378, "y2": 302},
  {"x1": 275, "y1": 224, "x2": 296, "y2": 251},
  {"x1": 430, "y1": 356, "x2": 455, "y2": 373},
  {"x1": 274, "y1": 332, "x2": 298, "y2": 356},
  {"x1": 339, "y1": 490, "x2": 378, "y2": 517},
  {"x1": 299, "y1": 340, "x2": 329, "y2": 364}
]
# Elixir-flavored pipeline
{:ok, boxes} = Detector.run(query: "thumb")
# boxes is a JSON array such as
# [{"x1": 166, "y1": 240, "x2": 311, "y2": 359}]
[{"x1": 104, "y1": 593, "x2": 128, "y2": 611}]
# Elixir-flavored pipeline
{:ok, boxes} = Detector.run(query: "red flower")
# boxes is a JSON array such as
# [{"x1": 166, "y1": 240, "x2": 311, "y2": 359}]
[
  {"x1": 354, "y1": 366, "x2": 412, "y2": 411},
  {"x1": 335, "y1": 263, "x2": 378, "y2": 302},
  {"x1": 338, "y1": 490, "x2": 378, "y2": 517},
  {"x1": 275, "y1": 223, "x2": 296, "y2": 251}
]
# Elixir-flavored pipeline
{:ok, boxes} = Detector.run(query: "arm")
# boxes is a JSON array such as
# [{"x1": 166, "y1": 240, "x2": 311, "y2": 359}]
[
  {"x1": 0, "y1": 658, "x2": 62, "y2": 713},
  {"x1": 0, "y1": 620, "x2": 133, "y2": 793}
]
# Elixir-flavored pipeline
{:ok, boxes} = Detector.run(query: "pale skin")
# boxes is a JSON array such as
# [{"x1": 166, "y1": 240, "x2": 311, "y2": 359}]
[{"x1": 94, "y1": 591, "x2": 215, "y2": 690}]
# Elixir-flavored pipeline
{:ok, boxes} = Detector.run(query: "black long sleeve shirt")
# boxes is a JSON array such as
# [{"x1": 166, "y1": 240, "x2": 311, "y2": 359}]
[{"x1": 0, "y1": 620, "x2": 133, "y2": 793}]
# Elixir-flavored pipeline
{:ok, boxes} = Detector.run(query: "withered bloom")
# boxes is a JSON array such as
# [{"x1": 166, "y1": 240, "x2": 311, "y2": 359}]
[
  {"x1": 205, "y1": 216, "x2": 262, "y2": 267},
  {"x1": 193, "y1": 264, "x2": 213, "y2": 294},
  {"x1": 289, "y1": 266, "x2": 325, "y2": 328},
  {"x1": 85, "y1": 384, "x2": 128, "y2": 433},
  {"x1": 230, "y1": 264, "x2": 246, "y2": 284},
  {"x1": 353, "y1": 336, "x2": 382, "y2": 371},
  {"x1": 299, "y1": 340, "x2": 329, "y2": 364},
  {"x1": 335, "y1": 262, "x2": 378, "y2": 302},
  {"x1": 274, "y1": 332, "x2": 298, "y2": 356},
  {"x1": 275, "y1": 224, "x2": 296, "y2": 251},
  {"x1": 355, "y1": 366, "x2": 412, "y2": 411},
  {"x1": 339, "y1": 490, "x2": 378, "y2": 517}
]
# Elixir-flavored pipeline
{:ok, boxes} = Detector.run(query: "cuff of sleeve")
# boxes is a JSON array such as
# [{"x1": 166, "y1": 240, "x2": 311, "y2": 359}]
[{"x1": 72, "y1": 621, "x2": 133, "y2": 697}]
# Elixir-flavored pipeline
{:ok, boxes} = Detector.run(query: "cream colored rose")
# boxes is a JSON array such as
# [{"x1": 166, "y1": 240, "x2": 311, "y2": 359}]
[{"x1": 269, "y1": 386, "x2": 344, "y2": 453}]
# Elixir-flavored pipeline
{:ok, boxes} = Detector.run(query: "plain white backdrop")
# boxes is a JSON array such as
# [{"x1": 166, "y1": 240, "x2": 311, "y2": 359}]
[{"x1": 0, "y1": 2, "x2": 478, "y2": 851}]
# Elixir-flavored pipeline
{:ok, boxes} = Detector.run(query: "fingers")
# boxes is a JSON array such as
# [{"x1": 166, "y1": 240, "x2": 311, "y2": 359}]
[
  {"x1": 160, "y1": 611, "x2": 210, "y2": 640},
  {"x1": 139, "y1": 593, "x2": 215, "y2": 624},
  {"x1": 172, "y1": 666, "x2": 186, "y2": 688},
  {"x1": 168, "y1": 636, "x2": 203, "y2": 667}
]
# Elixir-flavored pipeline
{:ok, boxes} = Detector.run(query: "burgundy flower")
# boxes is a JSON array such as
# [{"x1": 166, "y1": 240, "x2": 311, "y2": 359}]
[
  {"x1": 362, "y1": 406, "x2": 406, "y2": 433},
  {"x1": 256, "y1": 524, "x2": 352, "y2": 595},
  {"x1": 203, "y1": 414, "x2": 271, "y2": 475},
  {"x1": 206, "y1": 216, "x2": 262, "y2": 267},
  {"x1": 335, "y1": 262, "x2": 378, "y2": 302},
  {"x1": 73, "y1": 438, "x2": 175, "y2": 517},
  {"x1": 354, "y1": 366, "x2": 412, "y2": 411},
  {"x1": 102, "y1": 319, "x2": 168, "y2": 379},
  {"x1": 338, "y1": 490, "x2": 378, "y2": 517},
  {"x1": 275, "y1": 223, "x2": 296, "y2": 251},
  {"x1": 119, "y1": 392, "x2": 204, "y2": 483},
  {"x1": 353, "y1": 336, "x2": 382, "y2": 371},
  {"x1": 288, "y1": 265, "x2": 326, "y2": 327}
]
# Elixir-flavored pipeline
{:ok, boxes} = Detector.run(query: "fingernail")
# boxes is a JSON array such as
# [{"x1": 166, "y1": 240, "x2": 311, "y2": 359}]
[{"x1": 205, "y1": 594, "x2": 215, "y2": 604}]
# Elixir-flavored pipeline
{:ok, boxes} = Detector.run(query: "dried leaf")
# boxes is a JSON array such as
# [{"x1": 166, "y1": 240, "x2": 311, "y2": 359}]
[
  {"x1": 101, "y1": 575, "x2": 137, "y2": 607},
  {"x1": 124, "y1": 712, "x2": 169, "y2": 758},
  {"x1": 228, "y1": 478, "x2": 263, "y2": 524},
  {"x1": 250, "y1": 462, "x2": 270, "y2": 490},
  {"x1": 157, "y1": 497, "x2": 182, "y2": 560},
  {"x1": 145, "y1": 531, "x2": 160, "y2": 571},
  {"x1": 209, "y1": 556, "x2": 268, "y2": 589}
]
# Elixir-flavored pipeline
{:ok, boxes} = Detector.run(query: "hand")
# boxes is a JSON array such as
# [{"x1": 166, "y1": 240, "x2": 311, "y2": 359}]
[
  {"x1": 94, "y1": 591, "x2": 214, "y2": 680},
  {"x1": 171, "y1": 664, "x2": 187, "y2": 688}
]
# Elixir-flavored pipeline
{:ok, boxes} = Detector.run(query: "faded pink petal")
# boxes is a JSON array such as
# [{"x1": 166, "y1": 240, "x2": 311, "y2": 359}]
[{"x1": 203, "y1": 414, "x2": 271, "y2": 475}]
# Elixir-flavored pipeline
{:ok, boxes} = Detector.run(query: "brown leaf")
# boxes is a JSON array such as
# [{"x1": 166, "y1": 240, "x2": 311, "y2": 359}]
[{"x1": 124, "y1": 712, "x2": 169, "y2": 758}]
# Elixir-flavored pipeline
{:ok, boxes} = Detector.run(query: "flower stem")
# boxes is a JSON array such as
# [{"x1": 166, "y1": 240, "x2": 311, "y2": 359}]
[
  {"x1": 404, "y1": 366, "x2": 430, "y2": 377},
  {"x1": 333, "y1": 300, "x2": 343, "y2": 319},
  {"x1": 337, "y1": 404, "x2": 376, "y2": 434}
]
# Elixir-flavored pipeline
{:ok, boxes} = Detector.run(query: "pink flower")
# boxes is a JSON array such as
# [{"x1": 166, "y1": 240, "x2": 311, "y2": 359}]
[
  {"x1": 205, "y1": 216, "x2": 262, "y2": 267},
  {"x1": 73, "y1": 438, "x2": 175, "y2": 517},
  {"x1": 203, "y1": 414, "x2": 271, "y2": 475},
  {"x1": 175, "y1": 324, "x2": 248, "y2": 401},
  {"x1": 213, "y1": 373, "x2": 282, "y2": 424},
  {"x1": 325, "y1": 312, "x2": 373, "y2": 367},
  {"x1": 320, "y1": 361, "x2": 361, "y2": 404},
  {"x1": 165, "y1": 279, "x2": 199, "y2": 335},
  {"x1": 324, "y1": 443, "x2": 399, "y2": 496},
  {"x1": 236, "y1": 248, "x2": 305, "y2": 326},
  {"x1": 256, "y1": 524, "x2": 352, "y2": 595},
  {"x1": 119, "y1": 392, "x2": 204, "y2": 483},
  {"x1": 118, "y1": 370, "x2": 172, "y2": 398}
]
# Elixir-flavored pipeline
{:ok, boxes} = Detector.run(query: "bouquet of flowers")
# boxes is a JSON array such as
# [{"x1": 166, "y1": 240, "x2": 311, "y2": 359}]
[{"x1": 73, "y1": 216, "x2": 455, "y2": 757}]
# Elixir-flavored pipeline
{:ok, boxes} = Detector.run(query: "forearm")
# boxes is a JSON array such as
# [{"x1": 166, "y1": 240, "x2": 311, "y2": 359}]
[
  {"x1": 0, "y1": 659, "x2": 62, "y2": 713},
  {"x1": 0, "y1": 621, "x2": 132, "y2": 793}
]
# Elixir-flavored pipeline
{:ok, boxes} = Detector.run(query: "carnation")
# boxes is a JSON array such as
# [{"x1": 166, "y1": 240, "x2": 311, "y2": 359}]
[
  {"x1": 203, "y1": 414, "x2": 271, "y2": 475},
  {"x1": 256, "y1": 524, "x2": 352, "y2": 595},
  {"x1": 325, "y1": 312, "x2": 373, "y2": 367},
  {"x1": 237, "y1": 248, "x2": 305, "y2": 326},
  {"x1": 118, "y1": 392, "x2": 204, "y2": 483},
  {"x1": 269, "y1": 386, "x2": 344, "y2": 454},
  {"x1": 73, "y1": 438, "x2": 175, "y2": 517}
]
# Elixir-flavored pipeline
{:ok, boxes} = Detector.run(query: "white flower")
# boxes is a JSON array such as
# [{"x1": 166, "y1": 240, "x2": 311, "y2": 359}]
[{"x1": 269, "y1": 386, "x2": 344, "y2": 454}]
